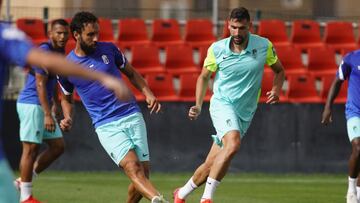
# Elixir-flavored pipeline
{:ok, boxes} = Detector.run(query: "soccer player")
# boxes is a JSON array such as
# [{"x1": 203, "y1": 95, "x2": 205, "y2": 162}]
[
  {"x1": 322, "y1": 50, "x2": 360, "y2": 203},
  {"x1": 57, "y1": 11, "x2": 168, "y2": 203},
  {"x1": 15, "y1": 19, "x2": 71, "y2": 203},
  {"x1": 0, "y1": 22, "x2": 130, "y2": 203},
  {"x1": 173, "y1": 7, "x2": 285, "y2": 203}
]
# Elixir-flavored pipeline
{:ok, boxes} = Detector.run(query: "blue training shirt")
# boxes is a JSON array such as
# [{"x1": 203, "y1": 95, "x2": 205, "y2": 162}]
[
  {"x1": 337, "y1": 50, "x2": 360, "y2": 119},
  {"x1": 0, "y1": 24, "x2": 32, "y2": 161},
  {"x1": 17, "y1": 42, "x2": 64, "y2": 105},
  {"x1": 58, "y1": 42, "x2": 140, "y2": 128}
]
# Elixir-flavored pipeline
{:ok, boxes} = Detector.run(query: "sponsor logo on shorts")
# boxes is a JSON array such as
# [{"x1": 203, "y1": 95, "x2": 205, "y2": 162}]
[
  {"x1": 226, "y1": 119, "x2": 232, "y2": 127},
  {"x1": 142, "y1": 153, "x2": 148, "y2": 157}
]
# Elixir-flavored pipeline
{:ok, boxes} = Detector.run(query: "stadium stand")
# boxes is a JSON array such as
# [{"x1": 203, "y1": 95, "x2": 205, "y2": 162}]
[
  {"x1": 151, "y1": 19, "x2": 183, "y2": 48},
  {"x1": 320, "y1": 73, "x2": 348, "y2": 103},
  {"x1": 130, "y1": 44, "x2": 166, "y2": 75},
  {"x1": 164, "y1": 44, "x2": 200, "y2": 75},
  {"x1": 290, "y1": 20, "x2": 325, "y2": 52},
  {"x1": 258, "y1": 19, "x2": 291, "y2": 48},
  {"x1": 117, "y1": 18, "x2": 150, "y2": 50},
  {"x1": 259, "y1": 70, "x2": 287, "y2": 103},
  {"x1": 307, "y1": 47, "x2": 338, "y2": 77},
  {"x1": 98, "y1": 18, "x2": 116, "y2": 43},
  {"x1": 275, "y1": 45, "x2": 308, "y2": 75},
  {"x1": 178, "y1": 73, "x2": 212, "y2": 102},
  {"x1": 145, "y1": 74, "x2": 178, "y2": 101},
  {"x1": 184, "y1": 19, "x2": 216, "y2": 49},
  {"x1": 323, "y1": 21, "x2": 358, "y2": 53},
  {"x1": 122, "y1": 75, "x2": 145, "y2": 101},
  {"x1": 16, "y1": 18, "x2": 47, "y2": 45},
  {"x1": 286, "y1": 73, "x2": 322, "y2": 103}
]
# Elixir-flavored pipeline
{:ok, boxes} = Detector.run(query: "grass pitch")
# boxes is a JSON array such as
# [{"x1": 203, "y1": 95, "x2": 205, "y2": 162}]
[{"x1": 27, "y1": 171, "x2": 346, "y2": 203}]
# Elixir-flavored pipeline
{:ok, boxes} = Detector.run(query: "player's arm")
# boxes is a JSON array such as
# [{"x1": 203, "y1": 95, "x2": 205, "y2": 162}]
[
  {"x1": 26, "y1": 49, "x2": 131, "y2": 101},
  {"x1": 35, "y1": 72, "x2": 56, "y2": 132},
  {"x1": 268, "y1": 60, "x2": 285, "y2": 104},
  {"x1": 121, "y1": 63, "x2": 161, "y2": 114},
  {"x1": 321, "y1": 77, "x2": 343, "y2": 125},
  {"x1": 59, "y1": 91, "x2": 73, "y2": 131},
  {"x1": 189, "y1": 67, "x2": 212, "y2": 121}
]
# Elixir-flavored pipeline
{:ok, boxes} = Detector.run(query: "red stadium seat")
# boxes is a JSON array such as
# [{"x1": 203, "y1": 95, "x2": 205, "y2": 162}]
[
  {"x1": 73, "y1": 89, "x2": 81, "y2": 102},
  {"x1": 340, "y1": 47, "x2": 358, "y2": 56},
  {"x1": 184, "y1": 19, "x2": 216, "y2": 49},
  {"x1": 65, "y1": 40, "x2": 76, "y2": 54},
  {"x1": 259, "y1": 71, "x2": 287, "y2": 103},
  {"x1": 286, "y1": 73, "x2": 322, "y2": 103},
  {"x1": 198, "y1": 45, "x2": 210, "y2": 68},
  {"x1": 151, "y1": 19, "x2": 183, "y2": 48},
  {"x1": 145, "y1": 74, "x2": 178, "y2": 101},
  {"x1": 307, "y1": 47, "x2": 337, "y2": 77},
  {"x1": 130, "y1": 45, "x2": 166, "y2": 75},
  {"x1": 165, "y1": 45, "x2": 200, "y2": 75},
  {"x1": 319, "y1": 73, "x2": 348, "y2": 103},
  {"x1": 275, "y1": 45, "x2": 307, "y2": 75},
  {"x1": 222, "y1": 20, "x2": 230, "y2": 38},
  {"x1": 178, "y1": 73, "x2": 212, "y2": 102},
  {"x1": 258, "y1": 19, "x2": 291, "y2": 48},
  {"x1": 117, "y1": 18, "x2": 150, "y2": 50},
  {"x1": 290, "y1": 20, "x2": 325, "y2": 52},
  {"x1": 323, "y1": 21, "x2": 357, "y2": 53},
  {"x1": 98, "y1": 18, "x2": 115, "y2": 43},
  {"x1": 16, "y1": 18, "x2": 47, "y2": 45}
]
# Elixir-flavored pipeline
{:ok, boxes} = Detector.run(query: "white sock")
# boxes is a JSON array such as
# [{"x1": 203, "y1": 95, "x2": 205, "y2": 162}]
[
  {"x1": 201, "y1": 177, "x2": 220, "y2": 200},
  {"x1": 178, "y1": 177, "x2": 198, "y2": 199},
  {"x1": 356, "y1": 186, "x2": 360, "y2": 200},
  {"x1": 20, "y1": 182, "x2": 32, "y2": 201},
  {"x1": 348, "y1": 177, "x2": 357, "y2": 194},
  {"x1": 151, "y1": 195, "x2": 168, "y2": 203}
]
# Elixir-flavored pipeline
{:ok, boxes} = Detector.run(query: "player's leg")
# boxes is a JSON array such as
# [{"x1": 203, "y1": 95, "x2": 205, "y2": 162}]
[
  {"x1": 16, "y1": 103, "x2": 44, "y2": 202},
  {"x1": 126, "y1": 161, "x2": 149, "y2": 203},
  {"x1": 346, "y1": 116, "x2": 360, "y2": 203},
  {"x1": 34, "y1": 122, "x2": 64, "y2": 174},
  {"x1": 33, "y1": 137, "x2": 64, "y2": 174},
  {"x1": 0, "y1": 159, "x2": 19, "y2": 203},
  {"x1": 174, "y1": 143, "x2": 221, "y2": 202}
]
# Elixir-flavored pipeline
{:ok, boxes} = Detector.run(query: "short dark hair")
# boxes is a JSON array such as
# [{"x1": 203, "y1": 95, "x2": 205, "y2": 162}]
[
  {"x1": 229, "y1": 7, "x2": 250, "y2": 22},
  {"x1": 50, "y1": 19, "x2": 69, "y2": 29},
  {"x1": 70, "y1": 11, "x2": 98, "y2": 34}
]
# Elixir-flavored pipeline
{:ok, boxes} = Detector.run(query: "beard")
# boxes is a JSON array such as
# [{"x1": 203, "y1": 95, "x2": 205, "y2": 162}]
[
  {"x1": 232, "y1": 35, "x2": 245, "y2": 45},
  {"x1": 79, "y1": 38, "x2": 96, "y2": 55}
]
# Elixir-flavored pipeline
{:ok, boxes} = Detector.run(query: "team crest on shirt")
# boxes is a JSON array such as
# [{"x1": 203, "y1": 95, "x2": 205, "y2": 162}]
[{"x1": 102, "y1": 55, "x2": 109, "y2": 64}]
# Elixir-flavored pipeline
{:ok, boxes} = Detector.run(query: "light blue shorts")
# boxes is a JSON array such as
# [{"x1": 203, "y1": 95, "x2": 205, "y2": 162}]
[
  {"x1": 0, "y1": 159, "x2": 19, "y2": 203},
  {"x1": 209, "y1": 98, "x2": 252, "y2": 147},
  {"x1": 347, "y1": 116, "x2": 360, "y2": 142},
  {"x1": 17, "y1": 103, "x2": 62, "y2": 144},
  {"x1": 95, "y1": 112, "x2": 149, "y2": 165}
]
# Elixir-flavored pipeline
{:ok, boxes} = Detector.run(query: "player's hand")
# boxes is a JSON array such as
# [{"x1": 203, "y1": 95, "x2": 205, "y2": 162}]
[
  {"x1": 146, "y1": 94, "x2": 161, "y2": 114},
  {"x1": 60, "y1": 117, "x2": 72, "y2": 131},
  {"x1": 321, "y1": 107, "x2": 333, "y2": 125},
  {"x1": 188, "y1": 105, "x2": 201, "y2": 120},
  {"x1": 44, "y1": 114, "x2": 56, "y2": 132},
  {"x1": 101, "y1": 76, "x2": 132, "y2": 101},
  {"x1": 266, "y1": 90, "x2": 280, "y2": 104}
]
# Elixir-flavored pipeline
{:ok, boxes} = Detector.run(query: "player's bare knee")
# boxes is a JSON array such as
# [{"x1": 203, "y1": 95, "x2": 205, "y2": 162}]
[
  {"x1": 223, "y1": 133, "x2": 241, "y2": 155},
  {"x1": 352, "y1": 140, "x2": 360, "y2": 156},
  {"x1": 22, "y1": 143, "x2": 39, "y2": 158},
  {"x1": 123, "y1": 160, "x2": 143, "y2": 178}
]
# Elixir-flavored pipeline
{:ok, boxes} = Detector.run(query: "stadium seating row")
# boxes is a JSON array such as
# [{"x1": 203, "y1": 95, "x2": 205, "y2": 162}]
[
  {"x1": 16, "y1": 18, "x2": 360, "y2": 54},
  {"x1": 69, "y1": 72, "x2": 346, "y2": 104}
]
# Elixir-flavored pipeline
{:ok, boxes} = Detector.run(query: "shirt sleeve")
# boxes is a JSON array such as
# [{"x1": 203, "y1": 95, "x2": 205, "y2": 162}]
[
  {"x1": 265, "y1": 40, "x2": 278, "y2": 66},
  {"x1": 57, "y1": 75, "x2": 74, "y2": 95},
  {"x1": 32, "y1": 43, "x2": 50, "y2": 75},
  {"x1": 204, "y1": 44, "x2": 218, "y2": 72},
  {"x1": 112, "y1": 43, "x2": 127, "y2": 69},
  {"x1": 0, "y1": 26, "x2": 33, "y2": 67},
  {"x1": 337, "y1": 53, "x2": 352, "y2": 81}
]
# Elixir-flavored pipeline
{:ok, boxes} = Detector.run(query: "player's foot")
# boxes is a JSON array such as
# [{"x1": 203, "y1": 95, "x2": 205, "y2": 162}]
[
  {"x1": 152, "y1": 195, "x2": 169, "y2": 203},
  {"x1": 21, "y1": 195, "x2": 42, "y2": 203},
  {"x1": 346, "y1": 192, "x2": 358, "y2": 203},
  {"x1": 173, "y1": 188, "x2": 185, "y2": 203},
  {"x1": 200, "y1": 199, "x2": 213, "y2": 203},
  {"x1": 13, "y1": 177, "x2": 21, "y2": 191}
]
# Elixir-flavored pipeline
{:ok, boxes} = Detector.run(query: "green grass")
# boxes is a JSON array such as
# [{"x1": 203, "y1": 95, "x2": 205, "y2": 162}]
[{"x1": 25, "y1": 171, "x2": 347, "y2": 203}]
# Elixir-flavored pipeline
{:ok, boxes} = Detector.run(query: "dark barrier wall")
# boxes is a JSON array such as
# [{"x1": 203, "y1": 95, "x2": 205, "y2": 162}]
[{"x1": 1, "y1": 100, "x2": 349, "y2": 173}]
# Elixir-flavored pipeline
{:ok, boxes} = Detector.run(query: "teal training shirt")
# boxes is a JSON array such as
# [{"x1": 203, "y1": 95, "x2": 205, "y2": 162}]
[{"x1": 204, "y1": 33, "x2": 278, "y2": 121}]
